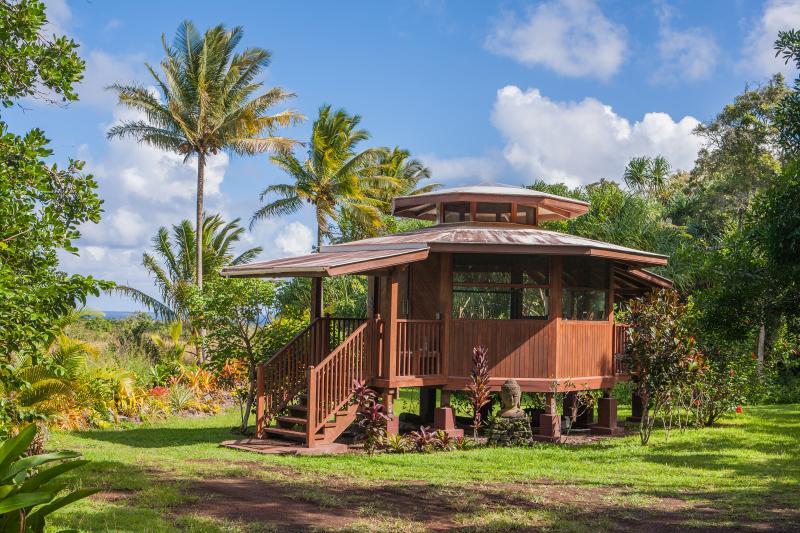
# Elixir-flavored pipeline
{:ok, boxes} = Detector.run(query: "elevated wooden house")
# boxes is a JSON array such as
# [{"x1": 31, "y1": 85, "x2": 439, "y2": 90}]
[{"x1": 222, "y1": 185, "x2": 670, "y2": 447}]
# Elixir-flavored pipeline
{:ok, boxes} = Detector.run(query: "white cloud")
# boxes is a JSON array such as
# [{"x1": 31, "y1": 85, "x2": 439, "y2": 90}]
[
  {"x1": 42, "y1": 0, "x2": 72, "y2": 36},
  {"x1": 491, "y1": 86, "x2": 702, "y2": 187},
  {"x1": 742, "y1": 0, "x2": 800, "y2": 77},
  {"x1": 653, "y1": 6, "x2": 718, "y2": 83},
  {"x1": 420, "y1": 154, "x2": 504, "y2": 184},
  {"x1": 77, "y1": 50, "x2": 145, "y2": 109},
  {"x1": 274, "y1": 222, "x2": 313, "y2": 256},
  {"x1": 485, "y1": 0, "x2": 627, "y2": 80}
]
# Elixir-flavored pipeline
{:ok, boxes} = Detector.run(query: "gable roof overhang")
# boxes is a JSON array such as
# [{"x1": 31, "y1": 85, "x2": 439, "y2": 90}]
[{"x1": 220, "y1": 246, "x2": 429, "y2": 278}]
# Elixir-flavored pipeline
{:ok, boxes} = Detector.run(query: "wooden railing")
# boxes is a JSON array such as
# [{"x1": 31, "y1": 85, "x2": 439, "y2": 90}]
[
  {"x1": 395, "y1": 319, "x2": 442, "y2": 377},
  {"x1": 256, "y1": 316, "x2": 363, "y2": 436},
  {"x1": 306, "y1": 317, "x2": 380, "y2": 444},
  {"x1": 613, "y1": 323, "x2": 630, "y2": 375}
]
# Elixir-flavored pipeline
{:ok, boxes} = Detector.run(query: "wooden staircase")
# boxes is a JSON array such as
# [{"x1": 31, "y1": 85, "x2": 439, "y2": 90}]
[
  {"x1": 255, "y1": 316, "x2": 380, "y2": 448},
  {"x1": 263, "y1": 392, "x2": 359, "y2": 444}
]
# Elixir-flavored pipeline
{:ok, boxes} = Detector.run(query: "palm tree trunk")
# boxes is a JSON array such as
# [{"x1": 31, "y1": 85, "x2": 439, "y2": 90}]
[{"x1": 196, "y1": 152, "x2": 205, "y2": 363}]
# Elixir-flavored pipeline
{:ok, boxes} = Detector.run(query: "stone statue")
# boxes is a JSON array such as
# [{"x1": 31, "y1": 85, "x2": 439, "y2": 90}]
[{"x1": 498, "y1": 378, "x2": 525, "y2": 418}]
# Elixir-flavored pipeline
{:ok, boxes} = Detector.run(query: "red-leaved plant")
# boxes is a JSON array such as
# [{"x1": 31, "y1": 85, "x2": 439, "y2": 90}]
[
  {"x1": 466, "y1": 345, "x2": 491, "y2": 438},
  {"x1": 352, "y1": 379, "x2": 389, "y2": 454}
]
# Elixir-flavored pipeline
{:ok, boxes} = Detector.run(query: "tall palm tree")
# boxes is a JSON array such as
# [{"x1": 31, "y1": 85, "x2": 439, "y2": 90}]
[
  {"x1": 371, "y1": 146, "x2": 437, "y2": 213},
  {"x1": 117, "y1": 214, "x2": 261, "y2": 322},
  {"x1": 107, "y1": 20, "x2": 302, "y2": 291},
  {"x1": 251, "y1": 105, "x2": 389, "y2": 249}
]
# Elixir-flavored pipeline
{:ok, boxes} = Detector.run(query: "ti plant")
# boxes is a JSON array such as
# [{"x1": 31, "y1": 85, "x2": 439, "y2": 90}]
[
  {"x1": 352, "y1": 380, "x2": 389, "y2": 454},
  {"x1": 466, "y1": 345, "x2": 492, "y2": 438},
  {"x1": 0, "y1": 424, "x2": 98, "y2": 532}
]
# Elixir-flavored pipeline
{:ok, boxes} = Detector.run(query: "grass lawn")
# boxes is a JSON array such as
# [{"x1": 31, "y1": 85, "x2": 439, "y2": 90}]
[{"x1": 46, "y1": 404, "x2": 800, "y2": 532}]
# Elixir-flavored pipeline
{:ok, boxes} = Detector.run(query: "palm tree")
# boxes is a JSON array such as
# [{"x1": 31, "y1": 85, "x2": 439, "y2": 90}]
[
  {"x1": 623, "y1": 156, "x2": 671, "y2": 198},
  {"x1": 251, "y1": 105, "x2": 389, "y2": 249},
  {"x1": 371, "y1": 146, "x2": 437, "y2": 213},
  {"x1": 107, "y1": 20, "x2": 302, "y2": 291},
  {"x1": 117, "y1": 214, "x2": 261, "y2": 322}
]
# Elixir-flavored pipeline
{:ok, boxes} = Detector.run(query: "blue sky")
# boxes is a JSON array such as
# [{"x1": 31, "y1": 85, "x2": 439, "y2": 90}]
[{"x1": 8, "y1": 0, "x2": 800, "y2": 311}]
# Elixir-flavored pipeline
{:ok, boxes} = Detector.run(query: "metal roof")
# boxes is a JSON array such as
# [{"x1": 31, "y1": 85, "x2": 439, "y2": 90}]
[
  {"x1": 392, "y1": 184, "x2": 590, "y2": 221},
  {"x1": 321, "y1": 222, "x2": 667, "y2": 265},
  {"x1": 223, "y1": 221, "x2": 668, "y2": 278},
  {"x1": 221, "y1": 246, "x2": 429, "y2": 278}
]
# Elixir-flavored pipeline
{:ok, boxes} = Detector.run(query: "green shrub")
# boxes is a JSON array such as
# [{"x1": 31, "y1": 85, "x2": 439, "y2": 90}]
[{"x1": 0, "y1": 424, "x2": 97, "y2": 532}]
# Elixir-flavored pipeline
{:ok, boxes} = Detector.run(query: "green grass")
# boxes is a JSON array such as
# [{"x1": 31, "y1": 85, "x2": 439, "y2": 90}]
[{"x1": 46, "y1": 405, "x2": 800, "y2": 532}]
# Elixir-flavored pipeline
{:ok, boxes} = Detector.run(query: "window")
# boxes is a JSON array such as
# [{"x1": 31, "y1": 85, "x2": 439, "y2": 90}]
[
  {"x1": 561, "y1": 257, "x2": 609, "y2": 320},
  {"x1": 516, "y1": 205, "x2": 536, "y2": 225},
  {"x1": 452, "y1": 254, "x2": 549, "y2": 319},
  {"x1": 475, "y1": 202, "x2": 511, "y2": 223},
  {"x1": 443, "y1": 202, "x2": 472, "y2": 222}
]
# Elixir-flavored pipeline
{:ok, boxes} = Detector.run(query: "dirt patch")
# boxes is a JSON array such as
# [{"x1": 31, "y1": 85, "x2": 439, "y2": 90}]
[
  {"x1": 180, "y1": 474, "x2": 799, "y2": 532},
  {"x1": 182, "y1": 477, "x2": 359, "y2": 531}
]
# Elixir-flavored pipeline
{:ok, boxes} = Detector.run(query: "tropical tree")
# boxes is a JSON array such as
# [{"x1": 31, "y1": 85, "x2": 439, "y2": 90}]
[
  {"x1": 117, "y1": 214, "x2": 261, "y2": 322},
  {"x1": 623, "y1": 155, "x2": 671, "y2": 199},
  {"x1": 251, "y1": 105, "x2": 389, "y2": 249},
  {"x1": 107, "y1": 20, "x2": 302, "y2": 291}
]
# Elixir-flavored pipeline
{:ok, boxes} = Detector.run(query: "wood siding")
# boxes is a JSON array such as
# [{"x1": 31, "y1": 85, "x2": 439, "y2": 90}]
[
  {"x1": 556, "y1": 320, "x2": 612, "y2": 378},
  {"x1": 447, "y1": 319, "x2": 554, "y2": 379}
]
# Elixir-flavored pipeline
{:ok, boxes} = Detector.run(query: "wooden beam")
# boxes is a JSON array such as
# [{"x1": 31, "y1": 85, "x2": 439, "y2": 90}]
[
  {"x1": 310, "y1": 277, "x2": 323, "y2": 320},
  {"x1": 439, "y1": 253, "x2": 452, "y2": 380},
  {"x1": 383, "y1": 269, "x2": 399, "y2": 385}
]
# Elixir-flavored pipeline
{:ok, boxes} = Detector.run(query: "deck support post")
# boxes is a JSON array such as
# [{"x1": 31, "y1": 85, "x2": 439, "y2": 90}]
[
  {"x1": 563, "y1": 391, "x2": 578, "y2": 426},
  {"x1": 534, "y1": 392, "x2": 562, "y2": 442},
  {"x1": 592, "y1": 389, "x2": 624, "y2": 435},
  {"x1": 419, "y1": 388, "x2": 437, "y2": 424},
  {"x1": 433, "y1": 406, "x2": 463, "y2": 437},
  {"x1": 627, "y1": 391, "x2": 645, "y2": 423},
  {"x1": 440, "y1": 389, "x2": 451, "y2": 408},
  {"x1": 383, "y1": 389, "x2": 399, "y2": 436}
]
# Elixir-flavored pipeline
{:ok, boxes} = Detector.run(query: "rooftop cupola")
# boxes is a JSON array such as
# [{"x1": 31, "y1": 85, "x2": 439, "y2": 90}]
[{"x1": 391, "y1": 184, "x2": 589, "y2": 226}]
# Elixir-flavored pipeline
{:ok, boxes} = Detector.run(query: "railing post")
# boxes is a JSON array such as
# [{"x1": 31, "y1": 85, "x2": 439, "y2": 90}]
[
  {"x1": 306, "y1": 366, "x2": 317, "y2": 448},
  {"x1": 256, "y1": 364, "x2": 265, "y2": 438}
]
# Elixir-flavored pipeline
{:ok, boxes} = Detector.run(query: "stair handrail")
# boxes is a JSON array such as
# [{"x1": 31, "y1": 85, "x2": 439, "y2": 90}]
[
  {"x1": 256, "y1": 317, "x2": 326, "y2": 436},
  {"x1": 306, "y1": 317, "x2": 380, "y2": 443}
]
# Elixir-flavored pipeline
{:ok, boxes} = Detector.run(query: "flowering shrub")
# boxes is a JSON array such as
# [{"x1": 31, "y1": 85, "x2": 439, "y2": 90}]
[{"x1": 148, "y1": 386, "x2": 169, "y2": 398}]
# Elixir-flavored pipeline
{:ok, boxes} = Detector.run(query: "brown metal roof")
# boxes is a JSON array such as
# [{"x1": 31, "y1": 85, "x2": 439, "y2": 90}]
[
  {"x1": 392, "y1": 184, "x2": 590, "y2": 221},
  {"x1": 321, "y1": 222, "x2": 667, "y2": 266},
  {"x1": 221, "y1": 246, "x2": 429, "y2": 278}
]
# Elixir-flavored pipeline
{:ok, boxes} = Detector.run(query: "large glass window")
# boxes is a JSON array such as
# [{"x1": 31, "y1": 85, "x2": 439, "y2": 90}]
[
  {"x1": 443, "y1": 202, "x2": 472, "y2": 222},
  {"x1": 475, "y1": 202, "x2": 511, "y2": 223},
  {"x1": 516, "y1": 205, "x2": 536, "y2": 225},
  {"x1": 452, "y1": 254, "x2": 549, "y2": 319},
  {"x1": 561, "y1": 257, "x2": 609, "y2": 320}
]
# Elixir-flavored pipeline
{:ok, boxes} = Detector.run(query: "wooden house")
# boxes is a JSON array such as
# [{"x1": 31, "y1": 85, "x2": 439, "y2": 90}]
[{"x1": 222, "y1": 185, "x2": 670, "y2": 447}]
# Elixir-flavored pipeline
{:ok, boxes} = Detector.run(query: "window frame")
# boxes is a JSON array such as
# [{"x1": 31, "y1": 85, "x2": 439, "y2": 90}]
[{"x1": 451, "y1": 254, "x2": 550, "y2": 320}]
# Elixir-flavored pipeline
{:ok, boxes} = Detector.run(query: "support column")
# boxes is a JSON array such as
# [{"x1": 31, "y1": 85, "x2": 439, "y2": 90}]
[
  {"x1": 419, "y1": 388, "x2": 437, "y2": 424},
  {"x1": 592, "y1": 389, "x2": 624, "y2": 435},
  {"x1": 310, "y1": 277, "x2": 323, "y2": 321},
  {"x1": 627, "y1": 391, "x2": 645, "y2": 423},
  {"x1": 534, "y1": 392, "x2": 562, "y2": 443},
  {"x1": 562, "y1": 391, "x2": 578, "y2": 424},
  {"x1": 383, "y1": 389, "x2": 399, "y2": 436}
]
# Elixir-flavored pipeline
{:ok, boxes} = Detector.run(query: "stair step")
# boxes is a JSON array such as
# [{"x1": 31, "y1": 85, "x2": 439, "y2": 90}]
[
  {"x1": 263, "y1": 426, "x2": 325, "y2": 442},
  {"x1": 277, "y1": 416, "x2": 307, "y2": 427},
  {"x1": 288, "y1": 405, "x2": 307, "y2": 414}
]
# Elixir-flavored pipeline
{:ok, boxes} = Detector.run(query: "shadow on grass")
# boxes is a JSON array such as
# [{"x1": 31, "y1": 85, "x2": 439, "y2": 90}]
[{"x1": 69, "y1": 424, "x2": 241, "y2": 448}]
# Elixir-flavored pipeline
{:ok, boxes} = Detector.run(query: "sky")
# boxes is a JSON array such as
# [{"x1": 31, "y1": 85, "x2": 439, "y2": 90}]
[{"x1": 7, "y1": 0, "x2": 800, "y2": 312}]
